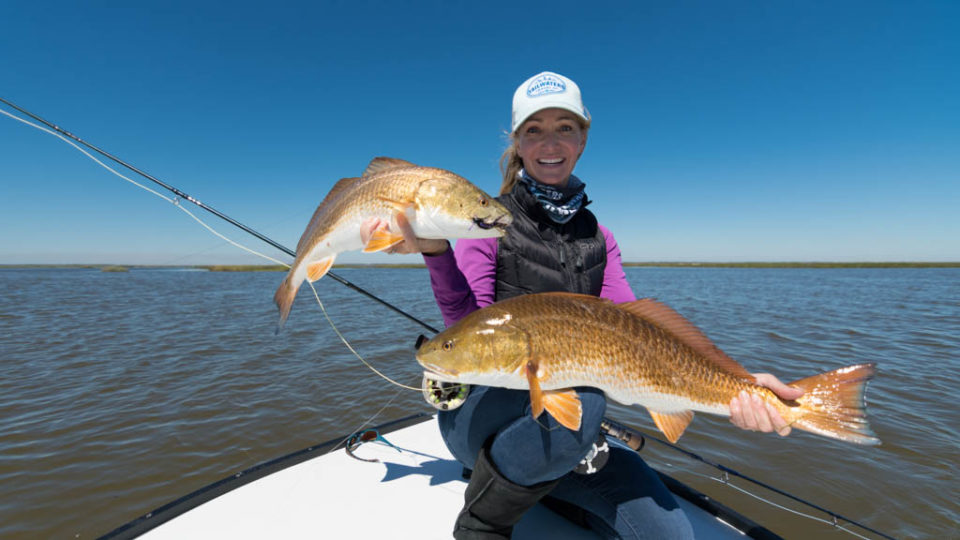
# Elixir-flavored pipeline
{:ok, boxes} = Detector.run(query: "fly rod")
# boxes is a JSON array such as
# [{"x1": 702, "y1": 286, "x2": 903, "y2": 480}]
[
  {"x1": 601, "y1": 418, "x2": 895, "y2": 540},
  {"x1": 0, "y1": 96, "x2": 440, "y2": 334}
]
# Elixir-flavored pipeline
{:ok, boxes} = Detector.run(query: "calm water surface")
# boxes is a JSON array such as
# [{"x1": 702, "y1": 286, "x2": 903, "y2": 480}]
[{"x1": 1, "y1": 267, "x2": 957, "y2": 538}]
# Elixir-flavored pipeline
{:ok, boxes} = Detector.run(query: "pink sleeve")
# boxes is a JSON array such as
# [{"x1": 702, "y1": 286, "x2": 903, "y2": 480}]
[
  {"x1": 425, "y1": 226, "x2": 631, "y2": 325},
  {"x1": 454, "y1": 238, "x2": 498, "y2": 309},
  {"x1": 599, "y1": 225, "x2": 637, "y2": 303},
  {"x1": 422, "y1": 237, "x2": 498, "y2": 327}
]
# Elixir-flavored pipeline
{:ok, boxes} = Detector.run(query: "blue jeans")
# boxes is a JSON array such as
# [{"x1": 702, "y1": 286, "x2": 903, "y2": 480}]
[{"x1": 438, "y1": 385, "x2": 694, "y2": 540}]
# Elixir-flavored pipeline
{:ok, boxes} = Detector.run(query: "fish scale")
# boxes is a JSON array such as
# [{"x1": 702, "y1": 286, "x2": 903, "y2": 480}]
[
  {"x1": 417, "y1": 292, "x2": 879, "y2": 445},
  {"x1": 495, "y1": 296, "x2": 755, "y2": 411}
]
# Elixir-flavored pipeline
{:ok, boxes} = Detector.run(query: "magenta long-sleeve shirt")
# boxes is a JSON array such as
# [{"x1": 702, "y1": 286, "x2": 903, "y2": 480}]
[{"x1": 424, "y1": 224, "x2": 636, "y2": 327}]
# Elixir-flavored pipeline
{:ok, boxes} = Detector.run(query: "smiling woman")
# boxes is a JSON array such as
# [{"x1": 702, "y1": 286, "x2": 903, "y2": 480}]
[{"x1": 360, "y1": 71, "x2": 811, "y2": 540}]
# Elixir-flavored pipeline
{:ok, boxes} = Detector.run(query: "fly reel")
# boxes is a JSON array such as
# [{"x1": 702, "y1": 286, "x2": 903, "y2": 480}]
[
  {"x1": 415, "y1": 333, "x2": 470, "y2": 410},
  {"x1": 421, "y1": 375, "x2": 470, "y2": 411}
]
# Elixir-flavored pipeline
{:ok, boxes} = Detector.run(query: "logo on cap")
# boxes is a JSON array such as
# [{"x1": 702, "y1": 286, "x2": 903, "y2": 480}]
[{"x1": 526, "y1": 73, "x2": 566, "y2": 98}]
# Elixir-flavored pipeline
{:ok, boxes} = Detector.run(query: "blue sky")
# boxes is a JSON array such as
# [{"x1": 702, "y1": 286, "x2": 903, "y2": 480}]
[{"x1": 2, "y1": 1, "x2": 958, "y2": 264}]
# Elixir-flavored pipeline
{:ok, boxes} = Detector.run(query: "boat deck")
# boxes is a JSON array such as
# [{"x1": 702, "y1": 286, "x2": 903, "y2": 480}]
[{"x1": 103, "y1": 414, "x2": 775, "y2": 539}]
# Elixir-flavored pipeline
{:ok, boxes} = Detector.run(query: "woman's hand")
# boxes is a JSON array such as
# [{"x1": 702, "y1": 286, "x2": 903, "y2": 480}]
[
  {"x1": 729, "y1": 373, "x2": 804, "y2": 437},
  {"x1": 360, "y1": 214, "x2": 449, "y2": 256}
]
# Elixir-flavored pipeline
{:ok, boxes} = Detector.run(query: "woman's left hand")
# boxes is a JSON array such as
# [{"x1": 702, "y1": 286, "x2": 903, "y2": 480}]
[{"x1": 729, "y1": 374, "x2": 804, "y2": 437}]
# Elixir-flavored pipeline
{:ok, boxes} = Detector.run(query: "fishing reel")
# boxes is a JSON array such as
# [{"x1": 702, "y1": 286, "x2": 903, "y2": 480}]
[
  {"x1": 421, "y1": 375, "x2": 470, "y2": 411},
  {"x1": 415, "y1": 334, "x2": 470, "y2": 411}
]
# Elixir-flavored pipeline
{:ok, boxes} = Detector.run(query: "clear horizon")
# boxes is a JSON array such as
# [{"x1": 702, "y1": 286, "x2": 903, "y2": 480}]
[{"x1": 2, "y1": 2, "x2": 958, "y2": 265}]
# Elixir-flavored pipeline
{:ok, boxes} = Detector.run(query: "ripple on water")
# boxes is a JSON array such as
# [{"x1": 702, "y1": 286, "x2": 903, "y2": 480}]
[{"x1": 1, "y1": 267, "x2": 957, "y2": 539}]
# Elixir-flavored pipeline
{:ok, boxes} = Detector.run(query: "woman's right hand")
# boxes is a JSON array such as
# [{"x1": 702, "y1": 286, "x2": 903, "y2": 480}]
[{"x1": 360, "y1": 214, "x2": 449, "y2": 256}]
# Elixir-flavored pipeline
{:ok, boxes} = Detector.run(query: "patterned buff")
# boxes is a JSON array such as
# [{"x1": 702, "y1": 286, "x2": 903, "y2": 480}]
[{"x1": 519, "y1": 169, "x2": 587, "y2": 224}]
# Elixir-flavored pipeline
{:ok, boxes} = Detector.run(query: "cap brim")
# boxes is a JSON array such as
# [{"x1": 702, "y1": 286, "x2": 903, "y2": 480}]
[{"x1": 513, "y1": 102, "x2": 590, "y2": 133}]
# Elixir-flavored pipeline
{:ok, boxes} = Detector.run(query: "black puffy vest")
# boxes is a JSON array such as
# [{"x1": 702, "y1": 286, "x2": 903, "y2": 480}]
[{"x1": 494, "y1": 183, "x2": 607, "y2": 301}]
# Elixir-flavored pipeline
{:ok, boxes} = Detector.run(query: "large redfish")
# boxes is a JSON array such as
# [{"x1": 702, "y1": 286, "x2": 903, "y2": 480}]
[
  {"x1": 416, "y1": 292, "x2": 879, "y2": 445},
  {"x1": 274, "y1": 157, "x2": 512, "y2": 328}
]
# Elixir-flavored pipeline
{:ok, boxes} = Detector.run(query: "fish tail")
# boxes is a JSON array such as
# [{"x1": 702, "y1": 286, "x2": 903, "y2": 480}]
[
  {"x1": 273, "y1": 271, "x2": 300, "y2": 333},
  {"x1": 789, "y1": 363, "x2": 880, "y2": 445}
]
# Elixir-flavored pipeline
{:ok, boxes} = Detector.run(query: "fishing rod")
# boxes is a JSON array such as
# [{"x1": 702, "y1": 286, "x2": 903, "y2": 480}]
[
  {"x1": 602, "y1": 418, "x2": 895, "y2": 540},
  {"x1": 0, "y1": 96, "x2": 440, "y2": 335},
  {"x1": 2, "y1": 98, "x2": 892, "y2": 540}
]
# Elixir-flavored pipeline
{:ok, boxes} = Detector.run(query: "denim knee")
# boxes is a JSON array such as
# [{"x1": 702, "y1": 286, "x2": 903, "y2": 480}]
[
  {"x1": 439, "y1": 386, "x2": 608, "y2": 485},
  {"x1": 550, "y1": 444, "x2": 694, "y2": 540},
  {"x1": 490, "y1": 387, "x2": 607, "y2": 485}
]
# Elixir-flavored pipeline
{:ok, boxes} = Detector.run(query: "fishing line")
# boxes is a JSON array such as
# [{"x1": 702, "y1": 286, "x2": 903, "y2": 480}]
[
  {"x1": 716, "y1": 478, "x2": 873, "y2": 540},
  {"x1": 323, "y1": 386, "x2": 406, "y2": 460},
  {"x1": 0, "y1": 96, "x2": 439, "y2": 333},
  {"x1": 1, "y1": 101, "x2": 419, "y2": 393},
  {"x1": 307, "y1": 281, "x2": 421, "y2": 392},
  {"x1": 675, "y1": 467, "x2": 875, "y2": 540},
  {"x1": 633, "y1": 426, "x2": 896, "y2": 540},
  {"x1": 0, "y1": 107, "x2": 288, "y2": 267}
]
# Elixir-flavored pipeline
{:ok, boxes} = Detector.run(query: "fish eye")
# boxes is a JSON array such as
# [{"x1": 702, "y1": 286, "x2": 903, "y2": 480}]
[
  {"x1": 442, "y1": 340, "x2": 454, "y2": 351},
  {"x1": 478, "y1": 197, "x2": 488, "y2": 207}
]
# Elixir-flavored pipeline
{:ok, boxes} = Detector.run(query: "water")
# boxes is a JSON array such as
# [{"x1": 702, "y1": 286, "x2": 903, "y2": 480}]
[{"x1": 0, "y1": 267, "x2": 957, "y2": 539}]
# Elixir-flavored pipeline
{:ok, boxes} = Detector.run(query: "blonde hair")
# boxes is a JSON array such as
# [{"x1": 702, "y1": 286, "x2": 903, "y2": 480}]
[{"x1": 498, "y1": 118, "x2": 590, "y2": 195}]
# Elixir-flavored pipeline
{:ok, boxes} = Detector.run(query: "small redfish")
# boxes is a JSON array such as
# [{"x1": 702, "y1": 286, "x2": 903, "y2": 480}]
[
  {"x1": 274, "y1": 157, "x2": 512, "y2": 328},
  {"x1": 416, "y1": 292, "x2": 878, "y2": 445}
]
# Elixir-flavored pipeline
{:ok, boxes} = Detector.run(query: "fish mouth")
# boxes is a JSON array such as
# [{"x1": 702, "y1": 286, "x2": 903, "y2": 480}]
[
  {"x1": 419, "y1": 363, "x2": 460, "y2": 382},
  {"x1": 473, "y1": 214, "x2": 511, "y2": 233}
]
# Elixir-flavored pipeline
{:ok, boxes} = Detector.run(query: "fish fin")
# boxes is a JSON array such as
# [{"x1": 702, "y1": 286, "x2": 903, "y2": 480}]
[
  {"x1": 306, "y1": 256, "x2": 335, "y2": 282},
  {"x1": 648, "y1": 410, "x2": 694, "y2": 443},
  {"x1": 525, "y1": 360, "x2": 545, "y2": 420},
  {"x1": 789, "y1": 363, "x2": 880, "y2": 445},
  {"x1": 619, "y1": 298, "x2": 753, "y2": 379},
  {"x1": 362, "y1": 225, "x2": 404, "y2": 253},
  {"x1": 273, "y1": 273, "x2": 300, "y2": 332},
  {"x1": 363, "y1": 157, "x2": 418, "y2": 178},
  {"x1": 543, "y1": 389, "x2": 582, "y2": 431},
  {"x1": 376, "y1": 196, "x2": 417, "y2": 214}
]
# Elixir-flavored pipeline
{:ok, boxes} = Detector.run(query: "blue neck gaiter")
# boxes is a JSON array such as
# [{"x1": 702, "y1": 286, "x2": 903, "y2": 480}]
[{"x1": 519, "y1": 169, "x2": 586, "y2": 224}]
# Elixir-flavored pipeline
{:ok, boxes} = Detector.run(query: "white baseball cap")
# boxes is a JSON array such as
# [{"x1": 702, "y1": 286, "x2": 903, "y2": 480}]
[{"x1": 511, "y1": 71, "x2": 591, "y2": 133}]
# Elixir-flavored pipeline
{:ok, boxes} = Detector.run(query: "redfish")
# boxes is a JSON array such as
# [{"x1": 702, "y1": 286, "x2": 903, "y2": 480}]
[
  {"x1": 416, "y1": 292, "x2": 878, "y2": 445},
  {"x1": 274, "y1": 157, "x2": 512, "y2": 328}
]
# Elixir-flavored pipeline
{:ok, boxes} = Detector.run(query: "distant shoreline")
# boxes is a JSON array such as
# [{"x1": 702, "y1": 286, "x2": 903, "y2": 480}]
[{"x1": 2, "y1": 262, "x2": 958, "y2": 271}]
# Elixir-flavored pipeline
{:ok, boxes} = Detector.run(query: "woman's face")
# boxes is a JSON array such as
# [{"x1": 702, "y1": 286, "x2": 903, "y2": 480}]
[{"x1": 516, "y1": 108, "x2": 587, "y2": 187}]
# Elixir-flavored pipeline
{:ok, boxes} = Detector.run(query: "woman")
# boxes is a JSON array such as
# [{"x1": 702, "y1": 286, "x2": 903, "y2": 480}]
[{"x1": 365, "y1": 71, "x2": 802, "y2": 539}]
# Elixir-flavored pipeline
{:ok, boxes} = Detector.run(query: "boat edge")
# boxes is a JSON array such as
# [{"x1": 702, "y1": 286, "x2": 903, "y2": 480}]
[
  {"x1": 96, "y1": 412, "x2": 782, "y2": 540},
  {"x1": 96, "y1": 412, "x2": 434, "y2": 540}
]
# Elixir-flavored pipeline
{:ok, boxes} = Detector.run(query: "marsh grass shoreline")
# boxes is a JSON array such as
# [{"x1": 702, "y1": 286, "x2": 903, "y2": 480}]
[{"x1": 2, "y1": 262, "x2": 958, "y2": 271}]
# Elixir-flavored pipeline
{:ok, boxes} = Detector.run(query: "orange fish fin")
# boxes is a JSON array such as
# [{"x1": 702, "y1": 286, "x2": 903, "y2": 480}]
[
  {"x1": 619, "y1": 298, "x2": 752, "y2": 379},
  {"x1": 362, "y1": 225, "x2": 404, "y2": 253},
  {"x1": 789, "y1": 363, "x2": 880, "y2": 445},
  {"x1": 375, "y1": 196, "x2": 416, "y2": 214},
  {"x1": 306, "y1": 256, "x2": 335, "y2": 282},
  {"x1": 543, "y1": 389, "x2": 582, "y2": 431},
  {"x1": 525, "y1": 360, "x2": 545, "y2": 420},
  {"x1": 363, "y1": 157, "x2": 418, "y2": 177},
  {"x1": 648, "y1": 410, "x2": 694, "y2": 443}
]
